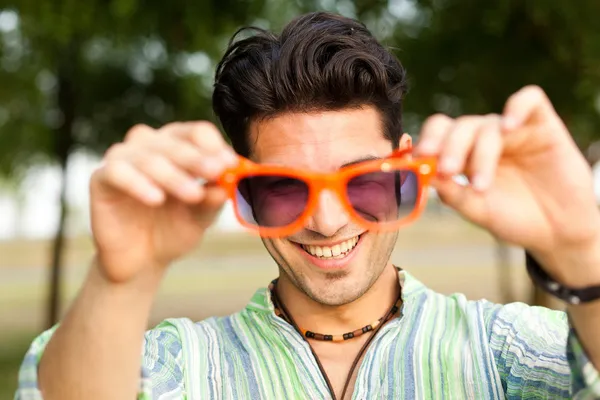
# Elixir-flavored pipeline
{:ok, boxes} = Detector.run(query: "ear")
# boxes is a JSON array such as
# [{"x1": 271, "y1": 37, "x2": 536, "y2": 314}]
[
  {"x1": 399, "y1": 133, "x2": 412, "y2": 150},
  {"x1": 391, "y1": 133, "x2": 413, "y2": 158}
]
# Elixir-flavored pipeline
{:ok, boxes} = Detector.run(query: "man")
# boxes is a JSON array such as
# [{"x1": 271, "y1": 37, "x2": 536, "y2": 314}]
[{"x1": 16, "y1": 12, "x2": 600, "y2": 400}]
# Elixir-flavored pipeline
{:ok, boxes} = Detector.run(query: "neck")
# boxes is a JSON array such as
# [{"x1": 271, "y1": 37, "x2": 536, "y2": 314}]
[{"x1": 275, "y1": 263, "x2": 400, "y2": 335}]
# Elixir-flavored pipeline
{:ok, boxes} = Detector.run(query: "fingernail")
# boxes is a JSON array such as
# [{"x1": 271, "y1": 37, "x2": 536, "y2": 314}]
[
  {"x1": 472, "y1": 175, "x2": 488, "y2": 191},
  {"x1": 200, "y1": 157, "x2": 222, "y2": 172},
  {"x1": 222, "y1": 150, "x2": 238, "y2": 166},
  {"x1": 441, "y1": 158, "x2": 458, "y2": 173},
  {"x1": 502, "y1": 116, "x2": 519, "y2": 130},
  {"x1": 146, "y1": 188, "x2": 164, "y2": 203},
  {"x1": 181, "y1": 181, "x2": 201, "y2": 198},
  {"x1": 417, "y1": 141, "x2": 435, "y2": 154}
]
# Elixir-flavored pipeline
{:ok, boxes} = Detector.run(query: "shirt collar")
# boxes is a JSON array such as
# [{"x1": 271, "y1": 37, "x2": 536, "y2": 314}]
[{"x1": 245, "y1": 268, "x2": 426, "y2": 316}]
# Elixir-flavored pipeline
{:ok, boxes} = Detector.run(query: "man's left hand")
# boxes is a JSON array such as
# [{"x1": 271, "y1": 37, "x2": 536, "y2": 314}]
[{"x1": 415, "y1": 85, "x2": 600, "y2": 287}]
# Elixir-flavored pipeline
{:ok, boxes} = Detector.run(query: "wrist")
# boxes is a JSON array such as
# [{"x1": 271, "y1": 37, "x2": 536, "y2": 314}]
[
  {"x1": 530, "y1": 236, "x2": 600, "y2": 288},
  {"x1": 91, "y1": 256, "x2": 164, "y2": 304},
  {"x1": 95, "y1": 250, "x2": 168, "y2": 285}
]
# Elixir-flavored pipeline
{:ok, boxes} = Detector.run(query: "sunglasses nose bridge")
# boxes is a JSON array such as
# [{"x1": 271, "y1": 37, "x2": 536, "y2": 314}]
[
  {"x1": 313, "y1": 174, "x2": 344, "y2": 197},
  {"x1": 304, "y1": 176, "x2": 351, "y2": 237}
]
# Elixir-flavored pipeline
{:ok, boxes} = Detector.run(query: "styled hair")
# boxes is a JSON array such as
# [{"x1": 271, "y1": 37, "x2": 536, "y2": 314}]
[{"x1": 212, "y1": 11, "x2": 407, "y2": 157}]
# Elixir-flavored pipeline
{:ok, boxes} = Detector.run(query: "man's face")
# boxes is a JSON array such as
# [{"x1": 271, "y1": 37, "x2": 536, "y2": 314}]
[{"x1": 248, "y1": 106, "x2": 409, "y2": 306}]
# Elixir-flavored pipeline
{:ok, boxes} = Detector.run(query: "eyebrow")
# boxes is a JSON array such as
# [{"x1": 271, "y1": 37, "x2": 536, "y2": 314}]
[{"x1": 340, "y1": 156, "x2": 382, "y2": 169}]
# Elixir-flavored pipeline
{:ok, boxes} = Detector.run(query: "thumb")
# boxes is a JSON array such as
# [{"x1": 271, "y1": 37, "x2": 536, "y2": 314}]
[
  {"x1": 432, "y1": 176, "x2": 488, "y2": 226},
  {"x1": 191, "y1": 185, "x2": 228, "y2": 230}
]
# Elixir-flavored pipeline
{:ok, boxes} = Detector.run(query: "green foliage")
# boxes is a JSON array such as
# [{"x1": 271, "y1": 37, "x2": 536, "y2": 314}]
[
  {"x1": 0, "y1": 0, "x2": 598, "y2": 382},
  {"x1": 390, "y1": 0, "x2": 600, "y2": 148},
  {"x1": 0, "y1": 0, "x2": 276, "y2": 330},
  {"x1": 0, "y1": 0, "x2": 271, "y2": 178},
  {"x1": 1, "y1": 0, "x2": 600, "y2": 175},
  {"x1": 0, "y1": 331, "x2": 37, "y2": 399}
]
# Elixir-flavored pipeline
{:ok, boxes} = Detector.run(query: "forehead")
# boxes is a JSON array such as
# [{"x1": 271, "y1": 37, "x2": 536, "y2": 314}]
[{"x1": 248, "y1": 107, "x2": 393, "y2": 170}]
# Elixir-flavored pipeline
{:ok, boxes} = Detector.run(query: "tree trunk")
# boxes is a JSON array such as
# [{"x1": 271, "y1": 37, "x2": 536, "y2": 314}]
[
  {"x1": 495, "y1": 238, "x2": 513, "y2": 303},
  {"x1": 530, "y1": 286, "x2": 555, "y2": 308},
  {"x1": 46, "y1": 53, "x2": 76, "y2": 329},
  {"x1": 14, "y1": 188, "x2": 24, "y2": 238},
  {"x1": 47, "y1": 157, "x2": 69, "y2": 328}
]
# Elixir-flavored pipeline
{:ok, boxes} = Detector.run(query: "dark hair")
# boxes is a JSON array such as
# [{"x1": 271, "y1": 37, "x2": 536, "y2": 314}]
[{"x1": 212, "y1": 12, "x2": 407, "y2": 157}]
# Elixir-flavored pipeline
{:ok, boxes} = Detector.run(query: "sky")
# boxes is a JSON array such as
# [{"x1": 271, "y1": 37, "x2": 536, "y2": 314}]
[{"x1": 0, "y1": 151, "x2": 246, "y2": 240}]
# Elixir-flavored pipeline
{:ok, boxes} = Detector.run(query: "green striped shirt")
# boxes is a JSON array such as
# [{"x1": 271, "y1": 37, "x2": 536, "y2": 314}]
[{"x1": 15, "y1": 271, "x2": 600, "y2": 399}]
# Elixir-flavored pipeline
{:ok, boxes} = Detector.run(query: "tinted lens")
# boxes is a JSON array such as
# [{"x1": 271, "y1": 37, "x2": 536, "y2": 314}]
[
  {"x1": 235, "y1": 174, "x2": 309, "y2": 228},
  {"x1": 346, "y1": 169, "x2": 419, "y2": 225}
]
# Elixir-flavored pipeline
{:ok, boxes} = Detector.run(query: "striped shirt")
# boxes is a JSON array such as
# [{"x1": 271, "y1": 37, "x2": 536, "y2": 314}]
[{"x1": 15, "y1": 271, "x2": 600, "y2": 399}]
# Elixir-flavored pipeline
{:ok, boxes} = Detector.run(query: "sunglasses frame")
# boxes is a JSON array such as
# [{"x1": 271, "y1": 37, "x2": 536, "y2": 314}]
[{"x1": 216, "y1": 148, "x2": 437, "y2": 238}]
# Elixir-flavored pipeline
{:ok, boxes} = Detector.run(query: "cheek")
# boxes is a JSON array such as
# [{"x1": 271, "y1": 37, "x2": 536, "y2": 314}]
[
  {"x1": 261, "y1": 238, "x2": 297, "y2": 262},
  {"x1": 261, "y1": 237, "x2": 277, "y2": 255},
  {"x1": 362, "y1": 232, "x2": 398, "y2": 255}
]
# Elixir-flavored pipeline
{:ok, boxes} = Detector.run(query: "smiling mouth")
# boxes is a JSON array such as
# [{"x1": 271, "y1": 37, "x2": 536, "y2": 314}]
[{"x1": 299, "y1": 235, "x2": 361, "y2": 260}]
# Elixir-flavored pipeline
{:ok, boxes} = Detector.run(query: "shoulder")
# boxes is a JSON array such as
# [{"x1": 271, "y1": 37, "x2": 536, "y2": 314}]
[
  {"x1": 403, "y1": 271, "x2": 567, "y2": 338},
  {"x1": 144, "y1": 283, "x2": 273, "y2": 349},
  {"x1": 479, "y1": 300, "x2": 569, "y2": 346},
  {"x1": 145, "y1": 309, "x2": 259, "y2": 348}
]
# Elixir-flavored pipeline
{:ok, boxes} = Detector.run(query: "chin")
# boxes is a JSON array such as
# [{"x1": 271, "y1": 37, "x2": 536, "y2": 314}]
[
  {"x1": 269, "y1": 232, "x2": 392, "y2": 305},
  {"x1": 298, "y1": 258, "x2": 374, "y2": 306}
]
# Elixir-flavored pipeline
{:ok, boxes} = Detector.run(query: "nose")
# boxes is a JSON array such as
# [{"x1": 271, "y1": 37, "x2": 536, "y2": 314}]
[{"x1": 306, "y1": 190, "x2": 350, "y2": 237}]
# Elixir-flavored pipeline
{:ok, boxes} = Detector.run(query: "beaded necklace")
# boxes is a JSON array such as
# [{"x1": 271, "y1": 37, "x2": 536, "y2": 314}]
[{"x1": 269, "y1": 279, "x2": 402, "y2": 342}]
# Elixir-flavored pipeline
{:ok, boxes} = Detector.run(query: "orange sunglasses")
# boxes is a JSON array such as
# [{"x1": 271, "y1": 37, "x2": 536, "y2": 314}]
[{"x1": 216, "y1": 148, "x2": 437, "y2": 238}]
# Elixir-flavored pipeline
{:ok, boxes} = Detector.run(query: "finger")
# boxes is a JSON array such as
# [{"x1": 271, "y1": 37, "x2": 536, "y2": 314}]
[
  {"x1": 133, "y1": 152, "x2": 204, "y2": 203},
  {"x1": 124, "y1": 124, "x2": 157, "y2": 143},
  {"x1": 190, "y1": 185, "x2": 228, "y2": 230},
  {"x1": 432, "y1": 176, "x2": 486, "y2": 226},
  {"x1": 138, "y1": 135, "x2": 226, "y2": 180},
  {"x1": 467, "y1": 120, "x2": 503, "y2": 192},
  {"x1": 502, "y1": 85, "x2": 561, "y2": 131},
  {"x1": 415, "y1": 114, "x2": 453, "y2": 156},
  {"x1": 437, "y1": 116, "x2": 484, "y2": 176},
  {"x1": 161, "y1": 121, "x2": 237, "y2": 163},
  {"x1": 96, "y1": 161, "x2": 165, "y2": 206}
]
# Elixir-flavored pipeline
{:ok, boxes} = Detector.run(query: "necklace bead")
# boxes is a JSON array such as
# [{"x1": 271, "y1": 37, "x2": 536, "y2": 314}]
[{"x1": 269, "y1": 280, "x2": 402, "y2": 342}]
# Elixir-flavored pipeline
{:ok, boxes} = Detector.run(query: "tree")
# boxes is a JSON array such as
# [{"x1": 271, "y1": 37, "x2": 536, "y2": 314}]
[
  {"x1": 3, "y1": 0, "x2": 597, "y2": 325},
  {"x1": 387, "y1": 0, "x2": 600, "y2": 306},
  {"x1": 0, "y1": 0, "x2": 272, "y2": 328}
]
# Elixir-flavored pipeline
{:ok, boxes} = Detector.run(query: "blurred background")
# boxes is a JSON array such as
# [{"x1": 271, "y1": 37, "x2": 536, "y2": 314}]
[{"x1": 2, "y1": 0, "x2": 600, "y2": 397}]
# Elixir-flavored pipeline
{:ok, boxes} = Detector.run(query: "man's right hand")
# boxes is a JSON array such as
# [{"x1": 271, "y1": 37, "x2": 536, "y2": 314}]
[
  {"x1": 37, "y1": 122, "x2": 236, "y2": 400},
  {"x1": 90, "y1": 121, "x2": 238, "y2": 283}
]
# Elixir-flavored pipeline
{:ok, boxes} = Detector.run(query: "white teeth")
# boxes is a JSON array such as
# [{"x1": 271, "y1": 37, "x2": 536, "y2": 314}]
[
  {"x1": 301, "y1": 236, "x2": 360, "y2": 259},
  {"x1": 340, "y1": 241, "x2": 349, "y2": 253},
  {"x1": 331, "y1": 245, "x2": 341, "y2": 257}
]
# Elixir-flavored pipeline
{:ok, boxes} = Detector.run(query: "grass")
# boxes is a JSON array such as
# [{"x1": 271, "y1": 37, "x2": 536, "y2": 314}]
[
  {"x1": 0, "y1": 210, "x2": 540, "y2": 395},
  {"x1": 0, "y1": 211, "x2": 490, "y2": 268},
  {"x1": 0, "y1": 332, "x2": 37, "y2": 400}
]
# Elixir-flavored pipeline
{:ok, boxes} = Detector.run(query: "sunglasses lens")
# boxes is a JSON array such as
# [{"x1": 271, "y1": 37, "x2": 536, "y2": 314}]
[
  {"x1": 235, "y1": 174, "x2": 309, "y2": 228},
  {"x1": 346, "y1": 169, "x2": 419, "y2": 226}
]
